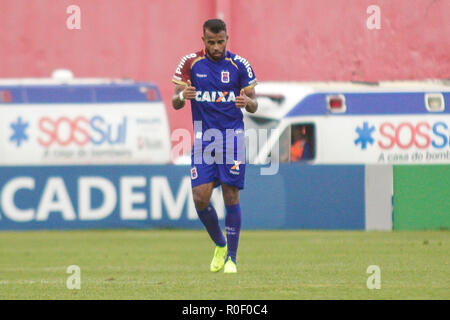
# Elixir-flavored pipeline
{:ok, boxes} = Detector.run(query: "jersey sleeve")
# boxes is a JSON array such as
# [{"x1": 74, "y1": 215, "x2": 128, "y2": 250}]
[
  {"x1": 172, "y1": 53, "x2": 198, "y2": 86},
  {"x1": 234, "y1": 54, "x2": 258, "y2": 90}
]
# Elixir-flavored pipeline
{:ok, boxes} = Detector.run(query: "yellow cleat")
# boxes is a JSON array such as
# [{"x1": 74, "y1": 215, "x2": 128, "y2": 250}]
[
  {"x1": 223, "y1": 257, "x2": 237, "y2": 274},
  {"x1": 210, "y1": 244, "x2": 227, "y2": 272}
]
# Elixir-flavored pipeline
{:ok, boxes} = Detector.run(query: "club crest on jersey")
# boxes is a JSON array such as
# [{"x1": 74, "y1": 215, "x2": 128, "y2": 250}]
[
  {"x1": 221, "y1": 71, "x2": 230, "y2": 83},
  {"x1": 191, "y1": 167, "x2": 198, "y2": 180}
]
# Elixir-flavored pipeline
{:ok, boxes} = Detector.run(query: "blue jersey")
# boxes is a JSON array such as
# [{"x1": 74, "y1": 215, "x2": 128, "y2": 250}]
[
  {"x1": 173, "y1": 49, "x2": 257, "y2": 190},
  {"x1": 172, "y1": 49, "x2": 257, "y2": 135}
]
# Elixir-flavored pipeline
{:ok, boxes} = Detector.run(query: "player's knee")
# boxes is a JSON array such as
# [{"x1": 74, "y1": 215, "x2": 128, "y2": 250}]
[
  {"x1": 193, "y1": 194, "x2": 209, "y2": 212},
  {"x1": 223, "y1": 196, "x2": 239, "y2": 206},
  {"x1": 194, "y1": 201, "x2": 209, "y2": 212},
  {"x1": 222, "y1": 187, "x2": 240, "y2": 206}
]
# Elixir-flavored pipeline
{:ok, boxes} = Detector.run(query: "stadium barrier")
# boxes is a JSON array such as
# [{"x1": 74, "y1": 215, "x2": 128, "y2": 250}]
[
  {"x1": 1, "y1": 163, "x2": 448, "y2": 231},
  {"x1": 0, "y1": 164, "x2": 368, "y2": 231}
]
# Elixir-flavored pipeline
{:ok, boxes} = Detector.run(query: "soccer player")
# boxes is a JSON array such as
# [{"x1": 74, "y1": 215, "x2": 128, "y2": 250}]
[{"x1": 171, "y1": 19, "x2": 258, "y2": 273}]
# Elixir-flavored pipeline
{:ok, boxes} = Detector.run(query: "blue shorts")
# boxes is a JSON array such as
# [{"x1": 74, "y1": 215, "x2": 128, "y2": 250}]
[{"x1": 190, "y1": 145, "x2": 246, "y2": 190}]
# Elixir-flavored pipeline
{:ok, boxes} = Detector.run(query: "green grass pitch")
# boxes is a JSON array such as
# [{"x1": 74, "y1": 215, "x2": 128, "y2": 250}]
[{"x1": 0, "y1": 229, "x2": 448, "y2": 299}]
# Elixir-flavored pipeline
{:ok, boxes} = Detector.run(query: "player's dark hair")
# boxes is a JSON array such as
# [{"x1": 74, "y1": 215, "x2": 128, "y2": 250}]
[{"x1": 203, "y1": 19, "x2": 227, "y2": 34}]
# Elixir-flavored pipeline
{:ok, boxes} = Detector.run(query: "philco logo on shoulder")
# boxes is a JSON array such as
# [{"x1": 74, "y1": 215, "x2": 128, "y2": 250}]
[
  {"x1": 195, "y1": 91, "x2": 236, "y2": 103},
  {"x1": 233, "y1": 54, "x2": 253, "y2": 78},
  {"x1": 175, "y1": 53, "x2": 197, "y2": 75}
]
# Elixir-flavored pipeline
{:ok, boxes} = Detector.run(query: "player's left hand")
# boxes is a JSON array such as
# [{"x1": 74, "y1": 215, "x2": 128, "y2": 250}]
[{"x1": 235, "y1": 89, "x2": 249, "y2": 108}]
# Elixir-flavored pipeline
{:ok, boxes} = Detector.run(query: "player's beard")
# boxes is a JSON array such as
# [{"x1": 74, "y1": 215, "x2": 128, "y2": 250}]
[{"x1": 207, "y1": 48, "x2": 225, "y2": 61}]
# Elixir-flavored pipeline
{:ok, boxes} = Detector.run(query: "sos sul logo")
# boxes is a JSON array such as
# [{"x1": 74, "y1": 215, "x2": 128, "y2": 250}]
[
  {"x1": 37, "y1": 116, "x2": 127, "y2": 147},
  {"x1": 355, "y1": 121, "x2": 449, "y2": 150}
]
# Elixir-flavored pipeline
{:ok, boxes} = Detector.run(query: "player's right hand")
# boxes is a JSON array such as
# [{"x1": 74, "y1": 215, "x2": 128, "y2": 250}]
[{"x1": 182, "y1": 80, "x2": 196, "y2": 100}]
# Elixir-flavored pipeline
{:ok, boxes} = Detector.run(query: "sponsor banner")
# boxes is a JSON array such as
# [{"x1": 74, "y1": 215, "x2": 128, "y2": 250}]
[
  {"x1": 0, "y1": 165, "x2": 224, "y2": 230},
  {"x1": 316, "y1": 115, "x2": 450, "y2": 164},
  {"x1": 0, "y1": 164, "x2": 365, "y2": 230},
  {"x1": 0, "y1": 103, "x2": 171, "y2": 165}
]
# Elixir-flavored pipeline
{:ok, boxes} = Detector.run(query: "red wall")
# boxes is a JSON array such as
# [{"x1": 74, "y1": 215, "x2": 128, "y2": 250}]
[{"x1": 1, "y1": 0, "x2": 449, "y2": 134}]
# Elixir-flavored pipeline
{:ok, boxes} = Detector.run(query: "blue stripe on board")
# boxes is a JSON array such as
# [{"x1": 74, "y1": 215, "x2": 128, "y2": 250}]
[
  {"x1": 285, "y1": 92, "x2": 450, "y2": 117},
  {"x1": 0, "y1": 83, "x2": 162, "y2": 103}
]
